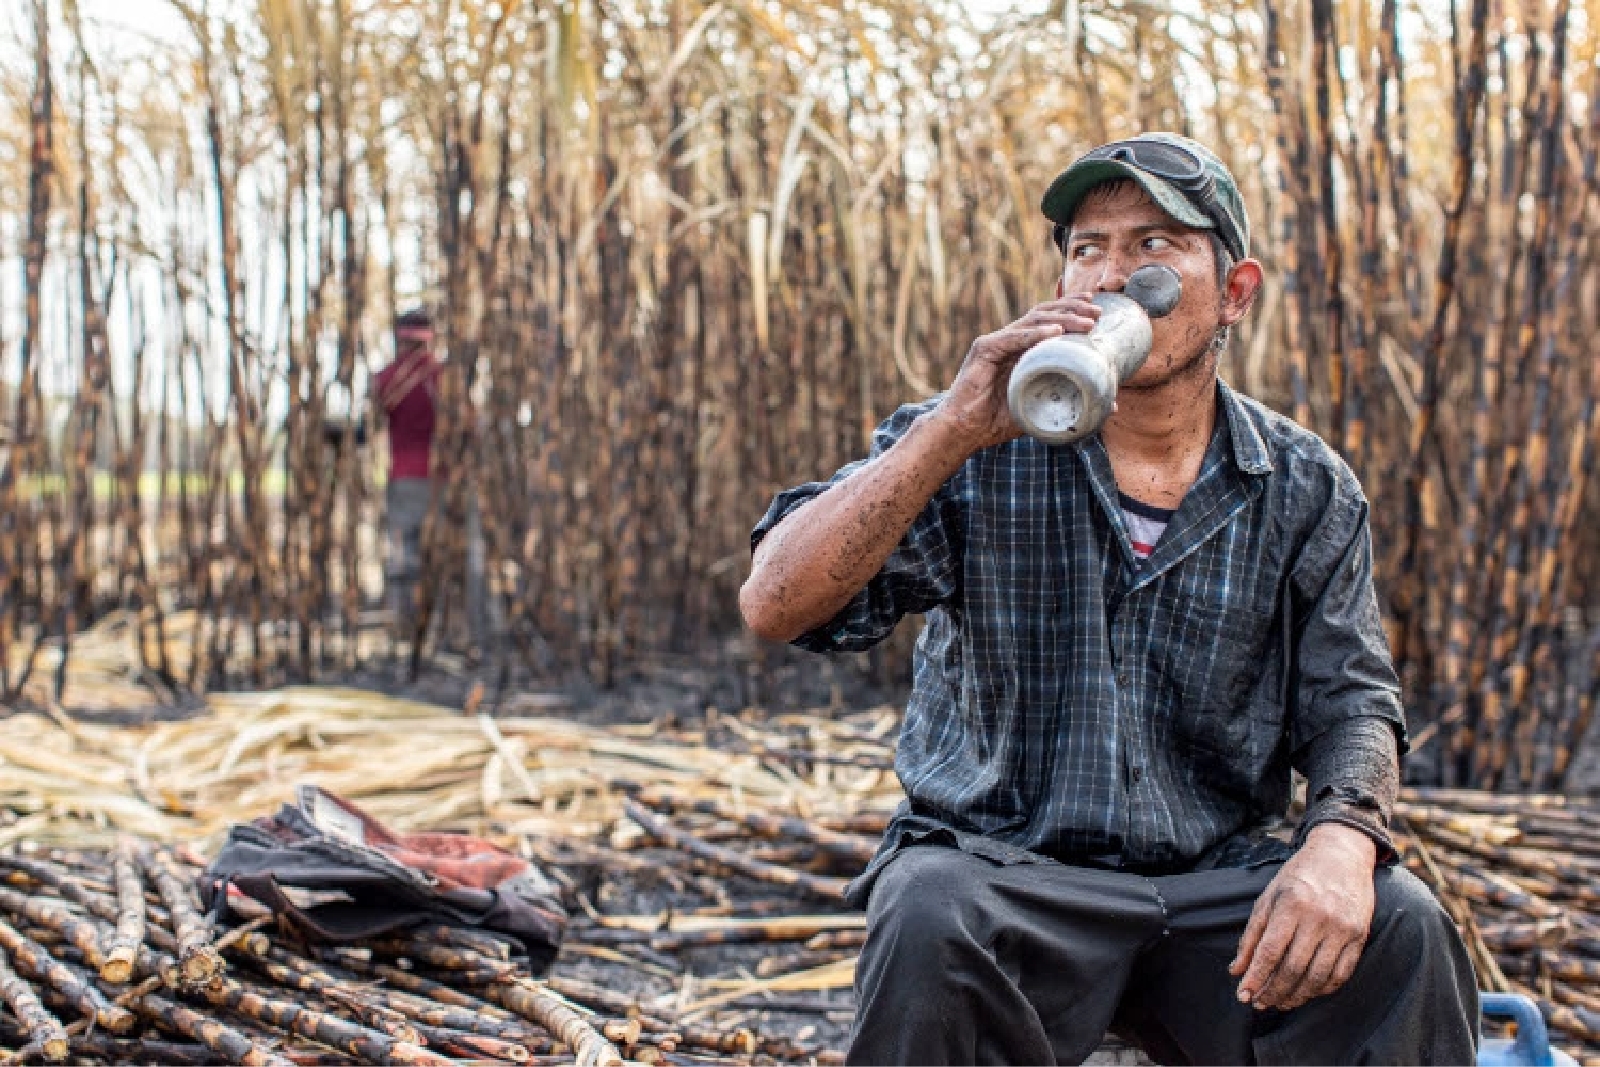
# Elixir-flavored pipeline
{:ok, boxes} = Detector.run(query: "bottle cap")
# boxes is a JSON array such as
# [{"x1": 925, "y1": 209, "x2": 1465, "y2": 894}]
[{"x1": 1122, "y1": 264, "x2": 1182, "y2": 318}]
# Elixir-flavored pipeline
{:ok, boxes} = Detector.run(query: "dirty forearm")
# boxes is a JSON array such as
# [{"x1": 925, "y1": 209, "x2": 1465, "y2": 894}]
[{"x1": 740, "y1": 410, "x2": 972, "y2": 643}]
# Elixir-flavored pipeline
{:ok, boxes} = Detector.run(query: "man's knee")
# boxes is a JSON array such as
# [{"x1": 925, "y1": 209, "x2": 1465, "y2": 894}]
[
  {"x1": 1365, "y1": 866, "x2": 1472, "y2": 977},
  {"x1": 864, "y1": 847, "x2": 989, "y2": 967}
]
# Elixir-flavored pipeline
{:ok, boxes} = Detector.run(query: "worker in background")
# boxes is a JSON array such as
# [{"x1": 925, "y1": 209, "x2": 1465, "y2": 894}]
[
  {"x1": 740, "y1": 134, "x2": 1478, "y2": 1065},
  {"x1": 374, "y1": 308, "x2": 440, "y2": 649}
]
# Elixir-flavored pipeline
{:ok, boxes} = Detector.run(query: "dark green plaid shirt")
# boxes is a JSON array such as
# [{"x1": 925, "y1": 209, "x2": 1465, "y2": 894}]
[{"x1": 752, "y1": 381, "x2": 1406, "y2": 891}]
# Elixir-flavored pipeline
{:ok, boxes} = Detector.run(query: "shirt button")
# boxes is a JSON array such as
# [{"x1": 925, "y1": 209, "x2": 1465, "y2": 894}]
[
  {"x1": 1129, "y1": 765, "x2": 1144, "y2": 784},
  {"x1": 1117, "y1": 671, "x2": 1130, "y2": 688}
]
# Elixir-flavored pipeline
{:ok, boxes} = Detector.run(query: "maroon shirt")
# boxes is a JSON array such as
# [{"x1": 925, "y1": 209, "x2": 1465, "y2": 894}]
[{"x1": 374, "y1": 353, "x2": 438, "y2": 480}]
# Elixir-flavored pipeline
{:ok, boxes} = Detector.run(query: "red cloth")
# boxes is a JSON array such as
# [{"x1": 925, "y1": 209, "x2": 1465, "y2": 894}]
[
  {"x1": 306, "y1": 789, "x2": 531, "y2": 892},
  {"x1": 374, "y1": 353, "x2": 438, "y2": 480}
]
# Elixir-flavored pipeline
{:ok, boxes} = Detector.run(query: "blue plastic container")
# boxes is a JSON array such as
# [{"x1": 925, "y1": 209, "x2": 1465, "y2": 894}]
[{"x1": 1479, "y1": 993, "x2": 1578, "y2": 1067}]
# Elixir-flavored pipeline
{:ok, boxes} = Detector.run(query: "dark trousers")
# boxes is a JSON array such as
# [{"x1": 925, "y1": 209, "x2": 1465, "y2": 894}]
[{"x1": 848, "y1": 844, "x2": 1478, "y2": 1066}]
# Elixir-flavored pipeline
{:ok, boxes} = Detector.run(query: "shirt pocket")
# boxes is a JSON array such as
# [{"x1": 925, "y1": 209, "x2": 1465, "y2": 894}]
[{"x1": 1152, "y1": 592, "x2": 1278, "y2": 760}]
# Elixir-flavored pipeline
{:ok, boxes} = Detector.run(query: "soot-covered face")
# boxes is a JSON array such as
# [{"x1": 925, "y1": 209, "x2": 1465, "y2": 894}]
[{"x1": 1060, "y1": 181, "x2": 1256, "y2": 392}]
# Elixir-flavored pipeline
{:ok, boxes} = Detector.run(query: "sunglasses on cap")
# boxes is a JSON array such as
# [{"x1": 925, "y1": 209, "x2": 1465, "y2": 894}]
[{"x1": 1075, "y1": 138, "x2": 1246, "y2": 262}]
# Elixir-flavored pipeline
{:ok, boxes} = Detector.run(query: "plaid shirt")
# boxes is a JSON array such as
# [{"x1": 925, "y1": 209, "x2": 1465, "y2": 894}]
[{"x1": 752, "y1": 381, "x2": 1406, "y2": 892}]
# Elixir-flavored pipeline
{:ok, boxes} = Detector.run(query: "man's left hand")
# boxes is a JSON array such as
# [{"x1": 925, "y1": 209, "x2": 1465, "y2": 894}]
[{"x1": 1229, "y1": 823, "x2": 1378, "y2": 1012}]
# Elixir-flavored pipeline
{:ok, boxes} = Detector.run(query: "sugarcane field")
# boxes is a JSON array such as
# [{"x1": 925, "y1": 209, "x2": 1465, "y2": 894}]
[{"x1": 8, "y1": 0, "x2": 1600, "y2": 1064}]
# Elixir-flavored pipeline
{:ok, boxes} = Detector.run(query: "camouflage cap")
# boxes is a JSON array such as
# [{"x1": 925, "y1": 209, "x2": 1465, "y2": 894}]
[{"x1": 1041, "y1": 132, "x2": 1249, "y2": 261}]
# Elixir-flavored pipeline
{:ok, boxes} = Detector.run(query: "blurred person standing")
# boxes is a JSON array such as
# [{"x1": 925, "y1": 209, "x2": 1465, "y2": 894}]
[{"x1": 373, "y1": 308, "x2": 440, "y2": 644}]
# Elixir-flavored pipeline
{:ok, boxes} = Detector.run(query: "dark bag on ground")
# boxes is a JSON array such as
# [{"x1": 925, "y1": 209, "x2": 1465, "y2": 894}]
[{"x1": 200, "y1": 785, "x2": 566, "y2": 971}]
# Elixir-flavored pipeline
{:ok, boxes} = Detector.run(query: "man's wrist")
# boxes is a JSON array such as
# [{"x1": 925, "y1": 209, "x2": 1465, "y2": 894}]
[
  {"x1": 1304, "y1": 821, "x2": 1380, "y2": 869},
  {"x1": 915, "y1": 407, "x2": 985, "y2": 469}
]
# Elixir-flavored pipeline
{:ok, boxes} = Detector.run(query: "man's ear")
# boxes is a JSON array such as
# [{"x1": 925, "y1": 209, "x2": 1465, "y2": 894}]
[{"x1": 1220, "y1": 259, "x2": 1264, "y2": 327}]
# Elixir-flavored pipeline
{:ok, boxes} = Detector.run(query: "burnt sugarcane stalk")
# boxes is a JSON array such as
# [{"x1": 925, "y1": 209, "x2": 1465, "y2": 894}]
[
  {"x1": 623, "y1": 799, "x2": 849, "y2": 901},
  {"x1": 805, "y1": 929, "x2": 867, "y2": 951},
  {"x1": 319, "y1": 990, "x2": 432, "y2": 1050},
  {"x1": 631, "y1": 788, "x2": 879, "y2": 866},
  {"x1": 401, "y1": 1019, "x2": 536, "y2": 1063},
  {"x1": 1396, "y1": 828, "x2": 1513, "y2": 993},
  {"x1": 405, "y1": 924, "x2": 514, "y2": 961},
  {"x1": 1514, "y1": 833, "x2": 1600, "y2": 860},
  {"x1": 0, "y1": 886, "x2": 108, "y2": 971},
  {"x1": 663, "y1": 1024, "x2": 758, "y2": 1058},
  {"x1": 0, "y1": 1040, "x2": 45, "y2": 1067},
  {"x1": 1549, "y1": 982, "x2": 1600, "y2": 1025},
  {"x1": 1520, "y1": 990, "x2": 1600, "y2": 1046},
  {"x1": 0, "y1": 918, "x2": 135, "y2": 1033},
  {"x1": 1401, "y1": 790, "x2": 1597, "y2": 819},
  {"x1": 14, "y1": 858, "x2": 180, "y2": 956},
  {"x1": 102, "y1": 836, "x2": 147, "y2": 983},
  {"x1": 194, "y1": 975, "x2": 456, "y2": 1067},
  {"x1": 0, "y1": 854, "x2": 140, "y2": 929},
  {"x1": 1476, "y1": 918, "x2": 1571, "y2": 953},
  {"x1": 314, "y1": 948, "x2": 516, "y2": 1015},
  {"x1": 750, "y1": 1030, "x2": 845, "y2": 1063},
  {"x1": 71, "y1": 1033, "x2": 217, "y2": 1066},
  {"x1": 271, "y1": 949, "x2": 545, "y2": 1046},
  {"x1": 271, "y1": 1049, "x2": 363, "y2": 1067},
  {"x1": 0, "y1": 869, "x2": 206, "y2": 988},
  {"x1": 0, "y1": 944, "x2": 67, "y2": 1062},
  {"x1": 1391, "y1": 805, "x2": 1523, "y2": 842},
  {"x1": 383, "y1": 989, "x2": 550, "y2": 1049},
  {"x1": 645, "y1": 918, "x2": 864, "y2": 953},
  {"x1": 366, "y1": 936, "x2": 517, "y2": 976},
  {"x1": 496, "y1": 980, "x2": 644, "y2": 1047},
  {"x1": 1521, "y1": 812, "x2": 1600, "y2": 841},
  {"x1": 1527, "y1": 953, "x2": 1600, "y2": 986},
  {"x1": 755, "y1": 948, "x2": 850, "y2": 977},
  {"x1": 541, "y1": 974, "x2": 635, "y2": 1016},
  {"x1": 414, "y1": 964, "x2": 518, "y2": 985},
  {"x1": 1422, "y1": 855, "x2": 1572, "y2": 924},
  {"x1": 1476, "y1": 863, "x2": 1600, "y2": 913},
  {"x1": 131, "y1": 987, "x2": 294, "y2": 1067},
  {"x1": 485, "y1": 978, "x2": 626, "y2": 1067},
  {"x1": 742, "y1": 843, "x2": 819, "y2": 866},
  {"x1": 141, "y1": 845, "x2": 223, "y2": 983},
  {"x1": 816, "y1": 812, "x2": 892, "y2": 836},
  {"x1": 238, "y1": 955, "x2": 424, "y2": 1044},
  {"x1": 1417, "y1": 823, "x2": 1600, "y2": 883}
]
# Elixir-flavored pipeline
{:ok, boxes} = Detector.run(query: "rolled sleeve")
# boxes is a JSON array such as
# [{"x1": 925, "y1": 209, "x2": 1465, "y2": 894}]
[
  {"x1": 1287, "y1": 478, "x2": 1408, "y2": 756},
  {"x1": 749, "y1": 400, "x2": 962, "y2": 654}
]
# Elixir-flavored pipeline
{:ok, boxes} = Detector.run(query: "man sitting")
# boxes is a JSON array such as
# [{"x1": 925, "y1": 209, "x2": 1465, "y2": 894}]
[{"x1": 740, "y1": 134, "x2": 1477, "y2": 1066}]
